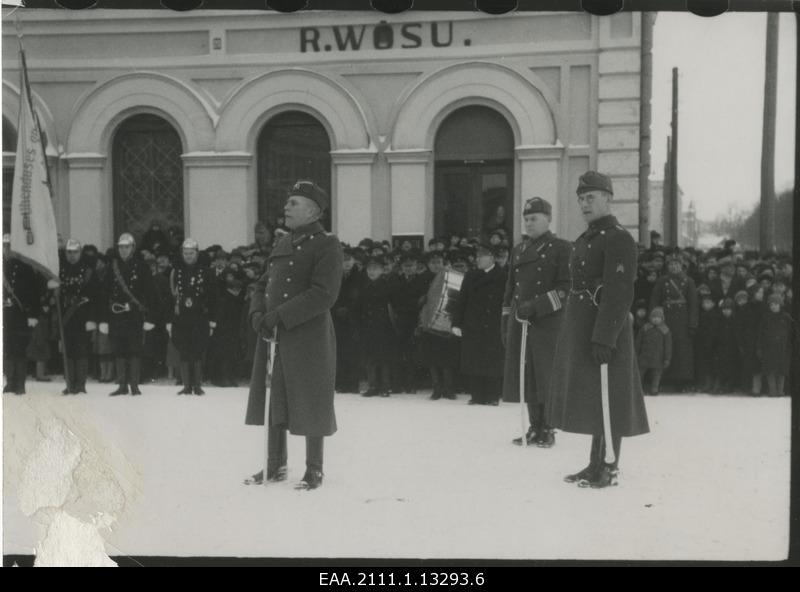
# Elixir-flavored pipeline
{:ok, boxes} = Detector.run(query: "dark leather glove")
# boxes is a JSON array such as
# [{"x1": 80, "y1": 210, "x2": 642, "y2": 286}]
[
  {"x1": 260, "y1": 311, "x2": 280, "y2": 332},
  {"x1": 250, "y1": 312, "x2": 263, "y2": 332},
  {"x1": 516, "y1": 299, "x2": 536, "y2": 320},
  {"x1": 501, "y1": 316, "x2": 509, "y2": 348},
  {"x1": 591, "y1": 343, "x2": 613, "y2": 365}
]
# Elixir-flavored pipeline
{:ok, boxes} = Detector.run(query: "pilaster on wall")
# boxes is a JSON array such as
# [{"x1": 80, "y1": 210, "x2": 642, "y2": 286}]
[
  {"x1": 64, "y1": 153, "x2": 108, "y2": 249},
  {"x1": 385, "y1": 149, "x2": 432, "y2": 238},
  {"x1": 331, "y1": 149, "x2": 377, "y2": 245},
  {"x1": 598, "y1": 13, "x2": 642, "y2": 234}
]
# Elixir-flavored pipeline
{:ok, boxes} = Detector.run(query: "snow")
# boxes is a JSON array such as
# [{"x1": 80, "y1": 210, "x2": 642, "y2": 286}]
[{"x1": 3, "y1": 383, "x2": 791, "y2": 561}]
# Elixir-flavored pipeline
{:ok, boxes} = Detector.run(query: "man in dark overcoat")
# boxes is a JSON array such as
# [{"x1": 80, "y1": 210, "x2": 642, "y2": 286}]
[
  {"x1": 452, "y1": 243, "x2": 507, "y2": 405},
  {"x1": 548, "y1": 171, "x2": 649, "y2": 488},
  {"x1": 244, "y1": 180, "x2": 343, "y2": 490},
  {"x1": 332, "y1": 248, "x2": 361, "y2": 394},
  {"x1": 388, "y1": 252, "x2": 427, "y2": 394},
  {"x1": 168, "y1": 238, "x2": 218, "y2": 396},
  {"x1": 649, "y1": 254, "x2": 698, "y2": 390},
  {"x1": 59, "y1": 239, "x2": 100, "y2": 394},
  {"x1": 501, "y1": 198, "x2": 571, "y2": 445},
  {"x1": 99, "y1": 233, "x2": 158, "y2": 396},
  {"x1": 3, "y1": 234, "x2": 43, "y2": 395}
]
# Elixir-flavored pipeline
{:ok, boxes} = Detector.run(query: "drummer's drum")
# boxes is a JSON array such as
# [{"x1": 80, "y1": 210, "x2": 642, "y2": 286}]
[{"x1": 419, "y1": 269, "x2": 464, "y2": 337}]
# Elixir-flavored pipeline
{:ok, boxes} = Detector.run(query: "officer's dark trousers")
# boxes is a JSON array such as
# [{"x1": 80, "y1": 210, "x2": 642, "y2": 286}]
[
  {"x1": 526, "y1": 402, "x2": 553, "y2": 430},
  {"x1": 268, "y1": 425, "x2": 324, "y2": 473}
]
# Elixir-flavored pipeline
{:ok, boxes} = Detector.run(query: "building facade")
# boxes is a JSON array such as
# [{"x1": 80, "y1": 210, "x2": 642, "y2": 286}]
[{"x1": 2, "y1": 10, "x2": 647, "y2": 250}]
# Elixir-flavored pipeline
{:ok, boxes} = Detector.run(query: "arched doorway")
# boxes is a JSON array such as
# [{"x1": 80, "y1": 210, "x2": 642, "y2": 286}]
[
  {"x1": 257, "y1": 111, "x2": 332, "y2": 231},
  {"x1": 112, "y1": 113, "x2": 184, "y2": 243},
  {"x1": 2, "y1": 116, "x2": 17, "y2": 233},
  {"x1": 433, "y1": 106, "x2": 514, "y2": 240}
]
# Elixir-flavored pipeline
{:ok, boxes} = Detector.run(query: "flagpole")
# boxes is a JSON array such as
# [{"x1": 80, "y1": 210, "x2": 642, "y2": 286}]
[{"x1": 16, "y1": 18, "x2": 71, "y2": 392}]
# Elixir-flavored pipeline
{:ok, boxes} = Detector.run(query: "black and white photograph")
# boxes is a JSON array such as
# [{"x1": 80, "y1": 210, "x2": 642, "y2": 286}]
[{"x1": 1, "y1": 2, "x2": 797, "y2": 566}]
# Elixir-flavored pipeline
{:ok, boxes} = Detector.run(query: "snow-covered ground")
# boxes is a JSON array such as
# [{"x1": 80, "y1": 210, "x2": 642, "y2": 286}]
[{"x1": 3, "y1": 382, "x2": 791, "y2": 561}]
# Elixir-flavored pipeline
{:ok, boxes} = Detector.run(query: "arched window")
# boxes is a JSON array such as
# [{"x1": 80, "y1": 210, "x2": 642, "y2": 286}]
[
  {"x1": 112, "y1": 113, "x2": 184, "y2": 243},
  {"x1": 433, "y1": 106, "x2": 514, "y2": 241},
  {"x1": 2, "y1": 116, "x2": 18, "y2": 233},
  {"x1": 257, "y1": 111, "x2": 331, "y2": 231}
]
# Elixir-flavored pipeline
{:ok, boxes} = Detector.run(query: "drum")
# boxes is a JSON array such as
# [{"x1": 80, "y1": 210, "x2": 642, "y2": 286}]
[{"x1": 419, "y1": 269, "x2": 464, "y2": 337}]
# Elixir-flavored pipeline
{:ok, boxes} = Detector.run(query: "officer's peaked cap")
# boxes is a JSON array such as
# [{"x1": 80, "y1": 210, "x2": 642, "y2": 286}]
[
  {"x1": 288, "y1": 179, "x2": 329, "y2": 211},
  {"x1": 577, "y1": 171, "x2": 614, "y2": 196}
]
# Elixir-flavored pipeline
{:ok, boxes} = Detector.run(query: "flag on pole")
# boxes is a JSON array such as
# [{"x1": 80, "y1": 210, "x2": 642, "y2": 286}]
[{"x1": 9, "y1": 40, "x2": 59, "y2": 280}]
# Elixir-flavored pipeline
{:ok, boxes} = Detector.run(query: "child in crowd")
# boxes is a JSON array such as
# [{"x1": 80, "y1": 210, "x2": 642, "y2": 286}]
[
  {"x1": 757, "y1": 294, "x2": 793, "y2": 397},
  {"x1": 635, "y1": 307, "x2": 672, "y2": 396}
]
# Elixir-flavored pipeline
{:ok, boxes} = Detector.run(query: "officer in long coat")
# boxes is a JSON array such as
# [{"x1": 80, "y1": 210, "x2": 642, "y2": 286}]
[
  {"x1": 100, "y1": 233, "x2": 157, "y2": 396},
  {"x1": 167, "y1": 238, "x2": 218, "y2": 396},
  {"x1": 548, "y1": 171, "x2": 649, "y2": 488},
  {"x1": 59, "y1": 239, "x2": 100, "y2": 394},
  {"x1": 3, "y1": 234, "x2": 43, "y2": 395},
  {"x1": 244, "y1": 180, "x2": 343, "y2": 490},
  {"x1": 452, "y1": 243, "x2": 507, "y2": 405},
  {"x1": 501, "y1": 198, "x2": 571, "y2": 445},
  {"x1": 649, "y1": 254, "x2": 698, "y2": 389}
]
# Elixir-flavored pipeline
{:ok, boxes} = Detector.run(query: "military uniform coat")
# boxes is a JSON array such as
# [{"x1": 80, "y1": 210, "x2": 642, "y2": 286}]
[
  {"x1": 245, "y1": 221, "x2": 343, "y2": 437},
  {"x1": 452, "y1": 264, "x2": 506, "y2": 377},
  {"x1": 169, "y1": 262, "x2": 218, "y2": 361},
  {"x1": 59, "y1": 258, "x2": 100, "y2": 359},
  {"x1": 3, "y1": 257, "x2": 42, "y2": 360},
  {"x1": 548, "y1": 215, "x2": 649, "y2": 437},
  {"x1": 501, "y1": 231, "x2": 571, "y2": 405},
  {"x1": 650, "y1": 272, "x2": 698, "y2": 381},
  {"x1": 100, "y1": 254, "x2": 157, "y2": 356}
]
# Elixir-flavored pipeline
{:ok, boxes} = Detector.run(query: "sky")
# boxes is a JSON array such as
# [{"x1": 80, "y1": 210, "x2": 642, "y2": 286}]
[{"x1": 650, "y1": 12, "x2": 796, "y2": 222}]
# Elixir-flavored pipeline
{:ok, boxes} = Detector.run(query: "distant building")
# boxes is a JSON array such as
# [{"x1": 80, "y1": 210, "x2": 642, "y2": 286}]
[{"x1": 648, "y1": 176, "x2": 691, "y2": 247}]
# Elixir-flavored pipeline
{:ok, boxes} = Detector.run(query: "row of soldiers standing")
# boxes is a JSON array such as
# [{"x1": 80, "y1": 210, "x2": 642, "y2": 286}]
[{"x1": 3, "y1": 232, "x2": 220, "y2": 397}]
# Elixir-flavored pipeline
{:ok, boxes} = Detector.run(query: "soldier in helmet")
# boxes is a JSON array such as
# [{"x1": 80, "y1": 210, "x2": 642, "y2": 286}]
[
  {"x1": 59, "y1": 238, "x2": 100, "y2": 394},
  {"x1": 244, "y1": 180, "x2": 343, "y2": 490},
  {"x1": 3, "y1": 234, "x2": 43, "y2": 395},
  {"x1": 502, "y1": 197, "x2": 571, "y2": 443},
  {"x1": 100, "y1": 233, "x2": 157, "y2": 396},
  {"x1": 167, "y1": 238, "x2": 218, "y2": 395},
  {"x1": 549, "y1": 171, "x2": 649, "y2": 488}
]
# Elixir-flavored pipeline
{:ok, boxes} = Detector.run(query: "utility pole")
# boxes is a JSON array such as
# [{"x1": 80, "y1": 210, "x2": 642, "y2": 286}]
[
  {"x1": 668, "y1": 67, "x2": 679, "y2": 247},
  {"x1": 760, "y1": 13, "x2": 778, "y2": 253}
]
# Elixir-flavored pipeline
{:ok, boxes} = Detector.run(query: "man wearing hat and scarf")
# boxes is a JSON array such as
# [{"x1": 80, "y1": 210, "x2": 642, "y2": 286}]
[
  {"x1": 168, "y1": 238, "x2": 218, "y2": 396},
  {"x1": 59, "y1": 238, "x2": 100, "y2": 394},
  {"x1": 100, "y1": 232, "x2": 158, "y2": 396},
  {"x1": 3, "y1": 234, "x2": 43, "y2": 395},
  {"x1": 501, "y1": 198, "x2": 571, "y2": 444},
  {"x1": 549, "y1": 171, "x2": 649, "y2": 488},
  {"x1": 244, "y1": 180, "x2": 343, "y2": 490}
]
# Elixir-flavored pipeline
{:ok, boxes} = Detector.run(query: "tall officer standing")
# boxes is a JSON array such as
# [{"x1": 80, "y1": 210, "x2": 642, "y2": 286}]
[
  {"x1": 59, "y1": 238, "x2": 100, "y2": 395},
  {"x1": 548, "y1": 172, "x2": 649, "y2": 488},
  {"x1": 3, "y1": 234, "x2": 42, "y2": 395},
  {"x1": 100, "y1": 233, "x2": 157, "y2": 396},
  {"x1": 244, "y1": 180, "x2": 343, "y2": 490},
  {"x1": 501, "y1": 198, "x2": 571, "y2": 445},
  {"x1": 168, "y1": 238, "x2": 218, "y2": 396}
]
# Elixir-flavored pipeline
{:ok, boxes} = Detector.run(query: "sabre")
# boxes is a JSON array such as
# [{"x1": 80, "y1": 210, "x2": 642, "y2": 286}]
[
  {"x1": 263, "y1": 333, "x2": 277, "y2": 487},
  {"x1": 516, "y1": 312, "x2": 529, "y2": 447},
  {"x1": 600, "y1": 363, "x2": 615, "y2": 464}
]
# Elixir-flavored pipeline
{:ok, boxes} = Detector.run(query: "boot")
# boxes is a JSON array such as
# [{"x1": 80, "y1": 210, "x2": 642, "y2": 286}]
[
  {"x1": 429, "y1": 367, "x2": 441, "y2": 400},
  {"x1": 35, "y1": 361, "x2": 51, "y2": 382},
  {"x1": 565, "y1": 436, "x2": 602, "y2": 483},
  {"x1": 534, "y1": 427, "x2": 556, "y2": 448},
  {"x1": 62, "y1": 358, "x2": 77, "y2": 395},
  {"x1": 442, "y1": 368, "x2": 456, "y2": 399},
  {"x1": 512, "y1": 425, "x2": 538, "y2": 446},
  {"x1": 4, "y1": 361, "x2": 15, "y2": 393},
  {"x1": 177, "y1": 363, "x2": 192, "y2": 395},
  {"x1": 75, "y1": 358, "x2": 89, "y2": 394},
  {"x1": 296, "y1": 437, "x2": 324, "y2": 490},
  {"x1": 578, "y1": 436, "x2": 621, "y2": 489},
  {"x1": 14, "y1": 360, "x2": 28, "y2": 394},
  {"x1": 110, "y1": 358, "x2": 128, "y2": 395},
  {"x1": 295, "y1": 469, "x2": 323, "y2": 490},
  {"x1": 129, "y1": 357, "x2": 142, "y2": 395},
  {"x1": 192, "y1": 361, "x2": 205, "y2": 395}
]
